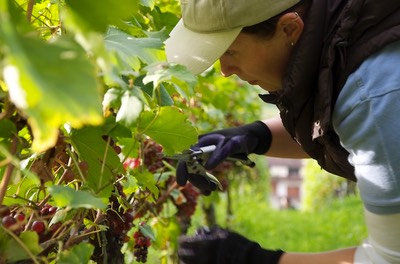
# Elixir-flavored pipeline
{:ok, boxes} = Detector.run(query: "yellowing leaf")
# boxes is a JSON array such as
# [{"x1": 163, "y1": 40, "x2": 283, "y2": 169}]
[{"x1": 2, "y1": 34, "x2": 103, "y2": 152}]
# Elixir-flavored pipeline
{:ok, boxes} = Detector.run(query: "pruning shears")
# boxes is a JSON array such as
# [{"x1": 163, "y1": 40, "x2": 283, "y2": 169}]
[{"x1": 163, "y1": 145, "x2": 256, "y2": 191}]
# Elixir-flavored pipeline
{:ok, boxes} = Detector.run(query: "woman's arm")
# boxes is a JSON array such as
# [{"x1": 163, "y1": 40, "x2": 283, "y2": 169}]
[
  {"x1": 263, "y1": 117, "x2": 310, "y2": 159},
  {"x1": 279, "y1": 248, "x2": 356, "y2": 264}
]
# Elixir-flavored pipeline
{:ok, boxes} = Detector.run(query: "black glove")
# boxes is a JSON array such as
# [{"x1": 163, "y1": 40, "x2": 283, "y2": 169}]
[
  {"x1": 176, "y1": 121, "x2": 272, "y2": 195},
  {"x1": 178, "y1": 226, "x2": 284, "y2": 264}
]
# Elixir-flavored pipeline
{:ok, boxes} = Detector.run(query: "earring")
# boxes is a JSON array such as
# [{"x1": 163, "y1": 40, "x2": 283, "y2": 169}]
[{"x1": 290, "y1": 42, "x2": 295, "y2": 47}]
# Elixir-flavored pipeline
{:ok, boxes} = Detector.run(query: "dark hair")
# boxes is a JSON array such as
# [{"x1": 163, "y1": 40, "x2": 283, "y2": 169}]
[{"x1": 242, "y1": 0, "x2": 311, "y2": 38}]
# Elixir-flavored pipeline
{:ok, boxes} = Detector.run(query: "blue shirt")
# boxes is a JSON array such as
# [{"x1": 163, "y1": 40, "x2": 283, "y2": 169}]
[{"x1": 333, "y1": 40, "x2": 400, "y2": 215}]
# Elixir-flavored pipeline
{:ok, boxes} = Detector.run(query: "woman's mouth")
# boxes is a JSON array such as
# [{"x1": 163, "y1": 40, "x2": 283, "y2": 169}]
[{"x1": 248, "y1": 80, "x2": 258, "y2": 85}]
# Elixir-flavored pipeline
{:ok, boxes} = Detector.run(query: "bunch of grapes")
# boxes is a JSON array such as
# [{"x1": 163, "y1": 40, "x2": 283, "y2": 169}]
[
  {"x1": 91, "y1": 183, "x2": 133, "y2": 263},
  {"x1": 175, "y1": 183, "x2": 200, "y2": 219},
  {"x1": 172, "y1": 184, "x2": 200, "y2": 233},
  {"x1": 0, "y1": 204, "x2": 62, "y2": 243},
  {"x1": 1, "y1": 205, "x2": 25, "y2": 235},
  {"x1": 107, "y1": 186, "x2": 134, "y2": 239},
  {"x1": 142, "y1": 138, "x2": 164, "y2": 173},
  {"x1": 133, "y1": 225, "x2": 151, "y2": 263}
]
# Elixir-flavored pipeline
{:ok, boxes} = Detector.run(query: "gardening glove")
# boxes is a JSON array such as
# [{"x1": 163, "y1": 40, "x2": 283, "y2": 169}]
[
  {"x1": 176, "y1": 121, "x2": 272, "y2": 195},
  {"x1": 178, "y1": 226, "x2": 284, "y2": 264}
]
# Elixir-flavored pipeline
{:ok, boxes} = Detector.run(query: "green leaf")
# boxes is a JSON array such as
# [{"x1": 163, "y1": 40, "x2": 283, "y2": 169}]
[
  {"x1": 105, "y1": 27, "x2": 165, "y2": 71},
  {"x1": 1, "y1": 32, "x2": 103, "y2": 152},
  {"x1": 103, "y1": 116, "x2": 132, "y2": 138},
  {"x1": 0, "y1": 230, "x2": 42, "y2": 262},
  {"x1": 63, "y1": 0, "x2": 139, "y2": 33},
  {"x1": 116, "y1": 89, "x2": 143, "y2": 127},
  {"x1": 70, "y1": 126, "x2": 123, "y2": 195},
  {"x1": 0, "y1": 120, "x2": 16, "y2": 140},
  {"x1": 57, "y1": 243, "x2": 94, "y2": 264},
  {"x1": 138, "y1": 106, "x2": 197, "y2": 155},
  {"x1": 134, "y1": 170, "x2": 159, "y2": 198},
  {"x1": 48, "y1": 208, "x2": 74, "y2": 226},
  {"x1": 122, "y1": 174, "x2": 139, "y2": 195},
  {"x1": 19, "y1": 231, "x2": 43, "y2": 255},
  {"x1": 136, "y1": 75, "x2": 174, "y2": 106},
  {"x1": 152, "y1": 217, "x2": 180, "y2": 250},
  {"x1": 143, "y1": 62, "x2": 197, "y2": 98},
  {"x1": 48, "y1": 185, "x2": 107, "y2": 209},
  {"x1": 103, "y1": 87, "x2": 122, "y2": 113},
  {"x1": 139, "y1": 222, "x2": 156, "y2": 241}
]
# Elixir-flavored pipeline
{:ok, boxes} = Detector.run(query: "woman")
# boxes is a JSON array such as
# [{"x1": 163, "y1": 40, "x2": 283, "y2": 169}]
[{"x1": 165, "y1": 0, "x2": 400, "y2": 263}]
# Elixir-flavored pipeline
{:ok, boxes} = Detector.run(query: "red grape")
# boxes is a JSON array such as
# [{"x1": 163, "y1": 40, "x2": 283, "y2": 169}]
[
  {"x1": 0, "y1": 205, "x2": 10, "y2": 218},
  {"x1": 31, "y1": 221, "x2": 45, "y2": 234},
  {"x1": 133, "y1": 228, "x2": 151, "y2": 263},
  {"x1": 14, "y1": 213, "x2": 25, "y2": 222},
  {"x1": 2, "y1": 215, "x2": 17, "y2": 229}
]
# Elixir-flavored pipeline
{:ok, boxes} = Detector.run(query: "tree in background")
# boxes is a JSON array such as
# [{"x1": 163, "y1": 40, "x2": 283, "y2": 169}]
[{"x1": 302, "y1": 159, "x2": 357, "y2": 212}]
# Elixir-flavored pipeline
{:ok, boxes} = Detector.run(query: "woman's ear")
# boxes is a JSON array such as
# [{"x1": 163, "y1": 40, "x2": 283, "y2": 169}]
[{"x1": 277, "y1": 12, "x2": 304, "y2": 45}]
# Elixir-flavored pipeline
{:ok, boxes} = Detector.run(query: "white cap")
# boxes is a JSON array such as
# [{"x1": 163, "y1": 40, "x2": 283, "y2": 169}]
[{"x1": 165, "y1": 0, "x2": 300, "y2": 74}]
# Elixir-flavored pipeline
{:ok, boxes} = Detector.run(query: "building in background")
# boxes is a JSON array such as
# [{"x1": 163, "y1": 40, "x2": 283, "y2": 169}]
[{"x1": 268, "y1": 157, "x2": 304, "y2": 210}]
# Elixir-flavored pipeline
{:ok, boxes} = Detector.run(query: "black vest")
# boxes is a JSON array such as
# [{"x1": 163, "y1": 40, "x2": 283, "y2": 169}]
[{"x1": 261, "y1": 0, "x2": 400, "y2": 181}]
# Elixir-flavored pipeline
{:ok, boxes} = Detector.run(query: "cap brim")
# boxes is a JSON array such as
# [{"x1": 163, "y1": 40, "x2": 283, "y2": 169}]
[{"x1": 165, "y1": 19, "x2": 242, "y2": 75}]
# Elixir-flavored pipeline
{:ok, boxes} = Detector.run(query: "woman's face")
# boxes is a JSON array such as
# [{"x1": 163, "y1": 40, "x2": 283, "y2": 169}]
[{"x1": 219, "y1": 13, "x2": 303, "y2": 92}]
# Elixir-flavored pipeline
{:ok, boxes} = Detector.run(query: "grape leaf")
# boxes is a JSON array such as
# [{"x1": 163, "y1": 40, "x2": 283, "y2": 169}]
[
  {"x1": 0, "y1": 230, "x2": 42, "y2": 262},
  {"x1": 143, "y1": 62, "x2": 197, "y2": 99},
  {"x1": 134, "y1": 170, "x2": 159, "y2": 198},
  {"x1": 116, "y1": 89, "x2": 143, "y2": 126},
  {"x1": 57, "y1": 243, "x2": 94, "y2": 264},
  {"x1": 135, "y1": 76, "x2": 174, "y2": 106},
  {"x1": 152, "y1": 217, "x2": 180, "y2": 249},
  {"x1": 63, "y1": 0, "x2": 139, "y2": 33},
  {"x1": 70, "y1": 126, "x2": 123, "y2": 196},
  {"x1": 0, "y1": 120, "x2": 16, "y2": 156},
  {"x1": 139, "y1": 223, "x2": 156, "y2": 241},
  {"x1": 48, "y1": 185, "x2": 107, "y2": 209},
  {"x1": 0, "y1": 120, "x2": 16, "y2": 140},
  {"x1": 1, "y1": 32, "x2": 103, "y2": 152},
  {"x1": 19, "y1": 231, "x2": 43, "y2": 255},
  {"x1": 138, "y1": 106, "x2": 197, "y2": 155},
  {"x1": 105, "y1": 27, "x2": 165, "y2": 71}
]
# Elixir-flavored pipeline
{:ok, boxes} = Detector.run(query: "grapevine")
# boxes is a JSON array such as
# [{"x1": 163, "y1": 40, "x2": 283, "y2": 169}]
[
  {"x1": 141, "y1": 138, "x2": 165, "y2": 173},
  {"x1": 0, "y1": 0, "x2": 260, "y2": 263}
]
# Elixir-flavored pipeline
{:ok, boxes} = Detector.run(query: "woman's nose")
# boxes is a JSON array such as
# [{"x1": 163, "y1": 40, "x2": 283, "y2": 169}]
[{"x1": 219, "y1": 57, "x2": 238, "y2": 77}]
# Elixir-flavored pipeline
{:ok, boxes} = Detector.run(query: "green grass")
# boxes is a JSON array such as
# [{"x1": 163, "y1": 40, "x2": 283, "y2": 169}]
[
  {"x1": 145, "y1": 188, "x2": 367, "y2": 263},
  {"x1": 190, "y1": 192, "x2": 367, "y2": 252}
]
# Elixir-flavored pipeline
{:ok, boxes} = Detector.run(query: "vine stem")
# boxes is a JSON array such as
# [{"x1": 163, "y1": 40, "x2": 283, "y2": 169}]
[
  {"x1": 26, "y1": 0, "x2": 34, "y2": 22},
  {"x1": 0, "y1": 136, "x2": 18, "y2": 205}
]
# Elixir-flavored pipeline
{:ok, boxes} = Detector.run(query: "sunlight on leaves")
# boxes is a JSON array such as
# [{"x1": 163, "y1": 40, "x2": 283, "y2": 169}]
[
  {"x1": 144, "y1": 62, "x2": 197, "y2": 100},
  {"x1": 105, "y1": 27, "x2": 165, "y2": 71},
  {"x1": 2, "y1": 34, "x2": 103, "y2": 152},
  {"x1": 63, "y1": 0, "x2": 139, "y2": 33},
  {"x1": 116, "y1": 89, "x2": 143, "y2": 126}
]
